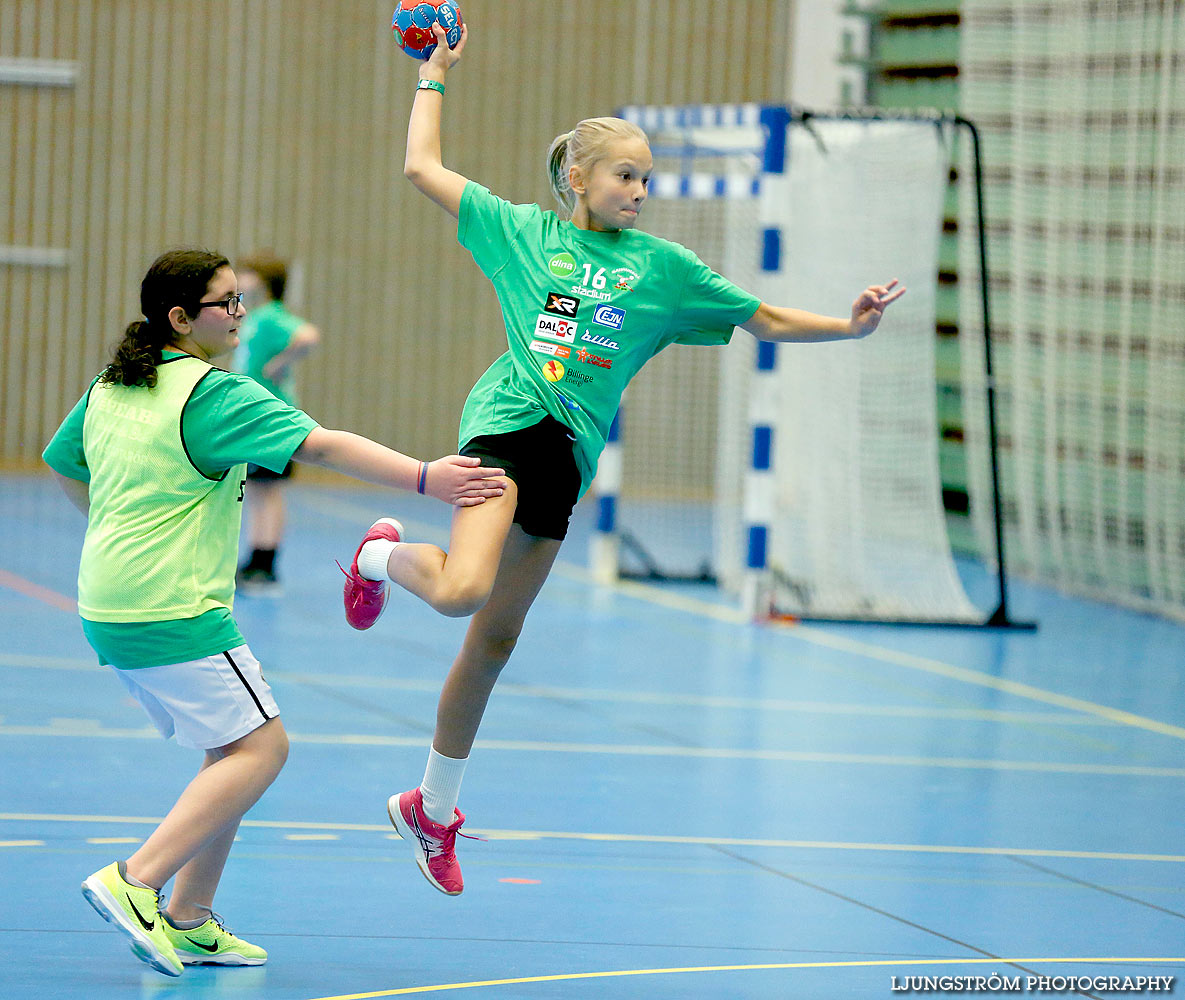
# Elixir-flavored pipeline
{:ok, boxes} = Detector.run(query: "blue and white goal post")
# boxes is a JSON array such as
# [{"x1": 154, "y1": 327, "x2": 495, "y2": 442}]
[{"x1": 590, "y1": 102, "x2": 1010, "y2": 626}]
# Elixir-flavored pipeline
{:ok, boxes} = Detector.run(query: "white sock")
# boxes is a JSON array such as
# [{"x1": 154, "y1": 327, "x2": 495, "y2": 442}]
[
  {"x1": 419, "y1": 746, "x2": 468, "y2": 825},
  {"x1": 357, "y1": 539, "x2": 399, "y2": 581}
]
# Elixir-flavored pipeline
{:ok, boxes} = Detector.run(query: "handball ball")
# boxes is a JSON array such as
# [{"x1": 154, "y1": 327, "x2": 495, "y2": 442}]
[{"x1": 392, "y1": 1, "x2": 463, "y2": 60}]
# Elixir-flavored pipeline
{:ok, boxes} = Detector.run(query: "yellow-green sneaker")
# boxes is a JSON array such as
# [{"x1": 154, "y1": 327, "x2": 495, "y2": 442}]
[
  {"x1": 162, "y1": 910, "x2": 267, "y2": 966},
  {"x1": 81, "y1": 861, "x2": 183, "y2": 977}
]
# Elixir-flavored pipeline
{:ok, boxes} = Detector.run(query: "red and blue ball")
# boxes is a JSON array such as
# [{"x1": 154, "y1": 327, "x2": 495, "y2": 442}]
[{"x1": 392, "y1": 1, "x2": 463, "y2": 60}]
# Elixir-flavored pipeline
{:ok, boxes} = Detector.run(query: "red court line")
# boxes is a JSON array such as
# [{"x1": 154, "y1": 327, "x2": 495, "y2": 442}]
[{"x1": 0, "y1": 569, "x2": 77, "y2": 613}]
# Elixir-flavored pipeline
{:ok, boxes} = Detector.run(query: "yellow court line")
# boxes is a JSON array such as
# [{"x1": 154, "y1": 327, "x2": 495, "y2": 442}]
[
  {"x1": 786, "y1": 622, "x2": 1185, "y2": 742},
  {"x1": 0, "y1": 840, "x2": 44, "y2": 847},
  {"x1": 3, "y1": 813, "x2": 1183, "y2": 864},
  {"x1": 6, "y1": 514, "x2": 1182, "y2": 743},
  {"x1": 305, "y1": 957, "x2": 1185, "y2": 1000},
  {"x1": 589, "y1": 573, "x2": 1185, "y2": 744}
]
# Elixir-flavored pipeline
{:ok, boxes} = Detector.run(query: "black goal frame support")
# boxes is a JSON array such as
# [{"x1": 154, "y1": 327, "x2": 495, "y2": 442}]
[
  {"x1": 764, "y1": 109, "x2": 1035, "y2": 630},
  {"x1": 616, "y1": 105, "x2": 1035, "y2": 630}
]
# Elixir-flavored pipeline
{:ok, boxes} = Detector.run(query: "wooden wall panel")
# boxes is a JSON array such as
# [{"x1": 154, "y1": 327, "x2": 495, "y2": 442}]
[{"x1": 1, "y1": 0, "x2": 790, "y2": 469}]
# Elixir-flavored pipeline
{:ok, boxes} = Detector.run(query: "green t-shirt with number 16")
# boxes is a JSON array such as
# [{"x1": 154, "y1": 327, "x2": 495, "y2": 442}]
[{"x1": 456, "y1": 181, "x2": 761, "y2": 496}]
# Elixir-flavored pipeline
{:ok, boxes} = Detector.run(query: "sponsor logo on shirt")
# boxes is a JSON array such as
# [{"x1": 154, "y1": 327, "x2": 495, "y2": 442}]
[
  {"x1": 544, "y1": 291, "x2": 580, "y2": 317},
  {"x1": 575, "y1": 347, "x2": 613, "y2": 370},
  {"x1": 581, "y1": 330, "x2": 619, "y2": 351},
  {"x1": 611, "y1": 267, "x2": 640, "y2": 292},
  {"x1": 592, "y1": 304, "x2": 625, "y2": 330},
  {"x1": 569, "y1": 284, "x2": 613, "y2": 302},
  {"x1": 548, "y1": 252, "x2": 578, "y2": 279},
  {"x1": 541, "y1": 359, "x2": 566, "y2": 382},
  {"x1": 529, "y1": 340, "x2": 571, "y2": 359},
  {"x1": 533, "y1": 314, "x2": 578, "y2": 344},
  {"x1": 563, "y1": 369, "x2": 595, "y2": 386}
]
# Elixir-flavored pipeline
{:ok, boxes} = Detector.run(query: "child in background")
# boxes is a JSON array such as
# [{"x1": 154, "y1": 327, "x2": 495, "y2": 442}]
[
  {"x1": 234, "y1": 250, "x2": 320, "y2": 595},
  {"x1": 44, "y1": 247, "x2": 504, "y2": 976},
  {"x1": 339, "y1": 24, "x2": 903, "y2": 897}
]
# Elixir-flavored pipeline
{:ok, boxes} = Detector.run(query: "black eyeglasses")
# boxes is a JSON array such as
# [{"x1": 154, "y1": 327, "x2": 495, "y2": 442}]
[{"x1": 196, "y1": 292, "x2": 244, "y2": 316}]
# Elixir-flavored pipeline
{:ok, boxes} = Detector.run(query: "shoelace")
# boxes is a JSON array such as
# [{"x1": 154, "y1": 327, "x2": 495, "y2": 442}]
[
  {"x1": 445, "y1": 813, "x2": 485, "y2": 845},
  {"x1": 335, "y1": 559, "x2": 382, "y2": 586},
  {"x1": 161, "y1": 899, "x2": 233, "y2": 936}
]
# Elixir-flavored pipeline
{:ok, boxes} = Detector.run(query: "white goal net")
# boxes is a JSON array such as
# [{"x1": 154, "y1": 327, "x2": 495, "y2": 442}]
[{"x1": 611, "y1": 107, "x2": 981, "y2": 623}]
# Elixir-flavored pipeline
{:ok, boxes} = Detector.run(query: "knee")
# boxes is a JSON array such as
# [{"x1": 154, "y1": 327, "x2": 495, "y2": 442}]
[
  {"x1": 435, "y1": 580, "x2": 494, "y2": 618},
  {"x1": 255, "y1": 720, "x2": 289, "y2": 775}
]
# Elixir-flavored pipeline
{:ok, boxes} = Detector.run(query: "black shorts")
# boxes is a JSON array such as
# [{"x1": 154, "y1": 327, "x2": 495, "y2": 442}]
[
  {"x1": 460, "y1": 415, "x2": 581, "y2": 541},
  {"x1": 246, "y1": 460, "x2": 294, "y2": 481}
]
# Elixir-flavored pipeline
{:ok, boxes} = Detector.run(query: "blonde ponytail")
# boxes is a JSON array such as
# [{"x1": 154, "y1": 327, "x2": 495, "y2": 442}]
[{"x1": 546, "y1": 129, "x2": 577, "y2": 218}]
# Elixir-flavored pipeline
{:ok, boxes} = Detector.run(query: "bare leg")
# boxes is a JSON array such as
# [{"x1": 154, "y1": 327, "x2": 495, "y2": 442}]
[
  {"x1": 246, "y1": 480, "x2": 284, "y2": 551},
  {"x1": 125, "y1": 718, "x2": 289, "y2": 891},
  {"x1": 385, "y1": 481, "x2": 522, "y2": 618},
  {"x1": 431, "y1": 525, "x2": 561, "y2": 758},
  {"x1": 165, "y1": 823, "x2": 240, "y2": 922}
]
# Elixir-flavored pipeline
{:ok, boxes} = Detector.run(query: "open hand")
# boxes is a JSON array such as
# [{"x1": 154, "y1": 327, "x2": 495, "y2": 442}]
[
  {"x1": 425, "y1": 454, "x2": 506, "y2": 506},
  {"x1": 850, "y1": 279, "x2": 906, "y2": 339}
]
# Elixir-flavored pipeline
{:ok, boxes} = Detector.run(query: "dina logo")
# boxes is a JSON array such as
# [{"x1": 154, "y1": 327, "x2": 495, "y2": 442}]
[{"x1": 548, "y1": 253, "x2": 577, "y2": 279}]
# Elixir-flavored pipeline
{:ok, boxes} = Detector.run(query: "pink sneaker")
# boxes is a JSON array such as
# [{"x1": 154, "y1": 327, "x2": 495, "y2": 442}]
[
  {"x1": 337, "y1": 518, "x2": 403, "y2": 631},
  {"x1": 387, "y1": 788, "x2": 476, "y2": 896}
]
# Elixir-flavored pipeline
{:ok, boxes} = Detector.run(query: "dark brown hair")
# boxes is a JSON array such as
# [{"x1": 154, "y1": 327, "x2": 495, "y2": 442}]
[{"x1": 101, "y1": 247, "x2": 230, "y2": 387}]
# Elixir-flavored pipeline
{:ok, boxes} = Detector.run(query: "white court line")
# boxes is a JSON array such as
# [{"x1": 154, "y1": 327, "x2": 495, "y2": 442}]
[
  {"x1": 0, "y1": 655, "x2": 1117, "y2": 726},
  {"x1": 2, "y1": 813, "x2": 1183, "y2": 864},
  {"x1": 1, "y1": 721, "x2": 1182, "y2": 777},
  {"x1": 297, "y1": 492, "x2": 1185, "y2": 743}
]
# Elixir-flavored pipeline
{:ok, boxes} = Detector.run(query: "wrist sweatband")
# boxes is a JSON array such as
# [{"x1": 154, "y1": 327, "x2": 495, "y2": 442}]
[
  {"x1": 416, "y1": 78, "x2": 445, "y2": 95},
  {"x1": 417, "y1": 462, "x2": 429, "y2": 494}
]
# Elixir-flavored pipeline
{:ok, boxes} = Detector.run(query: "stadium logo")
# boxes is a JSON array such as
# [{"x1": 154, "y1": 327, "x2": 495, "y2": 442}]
[
  {"x1": 533, "y1": 314, "x2": 578, "y2": 344},
  {"x1": 548, "y1": 252, "x2": 577, "y2": 279},
  {"x1": 544, "y1": 292, "x2": 580, "y2": 317},
  {"x1": 592, "y1": 305, "x2": 625, "y2": 330},
  {"x1": 541, "y1": 359, "x2": 566, "y2": 382},
  {"x1": 529, "y1": 340, "x2": 570, "y2": 359}
]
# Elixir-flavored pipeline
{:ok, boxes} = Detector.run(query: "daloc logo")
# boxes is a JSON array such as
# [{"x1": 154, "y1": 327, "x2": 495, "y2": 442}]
[{"x1": 592, "y1": 305, "x2": 625, "y2": 330}]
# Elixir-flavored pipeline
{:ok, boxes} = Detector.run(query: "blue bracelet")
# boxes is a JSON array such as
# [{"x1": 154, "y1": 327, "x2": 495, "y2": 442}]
[{"x1": 417, "y1": 462, "x2": 428, "y2": 494}]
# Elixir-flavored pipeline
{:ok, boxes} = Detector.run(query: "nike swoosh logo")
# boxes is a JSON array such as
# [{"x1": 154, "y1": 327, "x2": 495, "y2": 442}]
[
  {"x1": 126, "y1": 894, "x2": 155, "y2": 932},
  {"x1": 185, "y1": 936, "x2": 221, "y2": 953}
]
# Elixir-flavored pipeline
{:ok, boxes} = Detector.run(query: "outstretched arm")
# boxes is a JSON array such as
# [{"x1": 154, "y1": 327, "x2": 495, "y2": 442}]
[
  {"x1": 293, "y1": 426, "x2": 504, "y2": 506},
  {"x1": 404, "y1": 23, "x2": 471, "y2": 218},
  {"x1": 741, "y1": 280, "x2": 905, "y2": 343}
]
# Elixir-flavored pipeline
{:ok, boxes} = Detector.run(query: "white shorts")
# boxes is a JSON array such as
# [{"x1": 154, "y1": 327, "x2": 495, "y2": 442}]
[{"x1": 114, "y1": 644, "x2": 280, "y2": 750}]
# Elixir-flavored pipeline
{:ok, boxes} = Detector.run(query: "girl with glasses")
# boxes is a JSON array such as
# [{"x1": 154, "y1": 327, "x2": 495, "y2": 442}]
[{"x1": 43, "y1": 246, "x2": 505, "y2": 976}]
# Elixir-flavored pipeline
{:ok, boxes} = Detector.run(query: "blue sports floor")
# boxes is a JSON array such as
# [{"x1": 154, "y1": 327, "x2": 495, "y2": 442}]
[{"x1": 1, "y1": 473, "x2": 1183, "y2": 999}]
